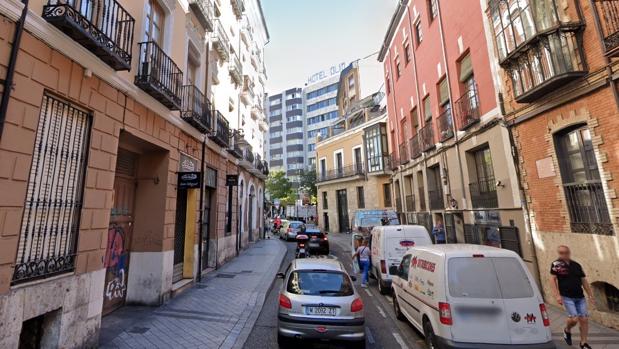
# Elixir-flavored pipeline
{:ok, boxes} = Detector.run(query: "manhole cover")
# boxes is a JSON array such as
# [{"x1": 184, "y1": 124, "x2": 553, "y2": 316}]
[
  {"x1": 216, "y1": 273, "x2": 236, "y2": 278},
  {"x1": 128, "y1": 327, "x2": 150, "y2": 334}
]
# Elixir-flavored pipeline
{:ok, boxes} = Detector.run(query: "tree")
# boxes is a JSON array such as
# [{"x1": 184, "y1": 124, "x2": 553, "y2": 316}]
[
  {"x1": 299, "y1": 169, "x2": 317, "y2": 199},
  {"x1": 266, "y1": 171, "x2": 293, "y2": 201}
]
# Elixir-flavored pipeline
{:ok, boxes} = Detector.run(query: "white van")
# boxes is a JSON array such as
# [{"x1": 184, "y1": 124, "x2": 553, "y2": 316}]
[
  {"x1": 370, "y1": 225, "x2": 433, "y2": 294},
  {"x1": 392, "y1": 245, "x2": 555, "y2": 349}
]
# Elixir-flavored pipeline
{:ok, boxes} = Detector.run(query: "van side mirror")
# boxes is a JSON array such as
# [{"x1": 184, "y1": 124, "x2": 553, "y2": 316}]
[{"x1": 276, "y1": 272, "x2": 285, "y2": 279}]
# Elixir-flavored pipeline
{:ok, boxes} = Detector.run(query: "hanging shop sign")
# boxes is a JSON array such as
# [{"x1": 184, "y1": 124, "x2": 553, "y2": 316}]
[
  {"x1": 178, "y1": 172, "x2": 202, "y2": 189},
  {"x1": 226, "y1": 174, "x2": 239, "y2": 187}
]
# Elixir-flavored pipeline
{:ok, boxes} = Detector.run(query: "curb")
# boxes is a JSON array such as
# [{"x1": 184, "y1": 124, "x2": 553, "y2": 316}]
[{"x1": 230, "y1": 239, "x2": 288, "y2": 349}]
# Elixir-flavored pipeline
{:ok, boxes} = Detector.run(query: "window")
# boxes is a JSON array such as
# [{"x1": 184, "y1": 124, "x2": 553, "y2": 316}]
[
  {"x1": 423, "y1": 96, "x2": 432, "y2": 121},
  {"x1": 13, "y1": 94, "x2": 92, "y2": 284},
  {"x1": 470, "y1": 146, "x2": 498, "y2": 208},
  {"x1": 357, "y1": 187, "x2": 365, "y2": 209},
  {"x1": 286, "y1": 104, "x2": 300, "y2": 111},
  {"x1": 383, "y1": 183, "x2": 392, "y2": 207},
  {"x1": 307, "y1": 144, "x2": 315, "y2": 152},
  {"x1": 438, "y1": 78, "x2": 449, "y2": 109},
  {"x1": 307, "y1": 98, "x2": 337, "y2": 112},
  {"x1": 417, "y1": 171, "x2": 426, "y2": 211},
  {"x1": 365, "y1": 123, "x2": 388, "y2": 172},
  {"x1": 307, "y1": 111, "x2": 338, "y2": 125},
  {"x1": 555, "y1": 126, "x2": 613, "y2": 235},
  {"x1": 395, "y1": 57, "x2": 402, "y2": 78},
  {"x1": 410, "y1": 107, "x2": 419, "y2": 128},
  {"x1": 404, "y1": 42, "x2": 412, "y2": 64},
  {"x1": 386, "y1": 75, "x2": 391, "y2": 95},
  {"x1": 306, "y1": 83, "x2": 339, "y2": 100},
  {"x1": 322, "y1": 191, "x2": 328, "y2": 209},
  {"x1": 415, "y1": 20, "x2": 423, "y2": 45},
  {"x1": 399, "y1": 255, "x2": 412, "y2": 281},
  {"x1": 428, "y1": 0, "x2": 438, "y2": 20},
  {"x1": 144, "y1": 0, "x2": 164, "y2": 45},
  {"x1": 270, "y1": 99, "x2": 281, "y2": 106},
  {"x1": 287, "y1": 271, "x2": 353, "y2": 296}
]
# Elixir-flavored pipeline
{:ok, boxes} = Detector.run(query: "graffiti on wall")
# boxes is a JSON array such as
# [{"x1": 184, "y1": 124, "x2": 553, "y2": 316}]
[{"x1": 104, "y1": 225, "x2": 128, "y2": 301}]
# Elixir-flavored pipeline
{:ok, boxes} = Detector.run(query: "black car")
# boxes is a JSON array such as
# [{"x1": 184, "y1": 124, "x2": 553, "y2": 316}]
[{"x1": 305, "y1": 228, "x2": 329, "y2": 255}]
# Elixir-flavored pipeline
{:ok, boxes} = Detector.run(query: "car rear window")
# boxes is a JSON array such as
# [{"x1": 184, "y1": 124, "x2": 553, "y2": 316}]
[
  {"x1": 306, "y1": 231, "x2": 325, "y2": 238},
  {"x1": 448, "y1": 257, "x2": 534, "y2": 299},
  {"x1": 289, "y1": 222, "x2": 303, "y2": 229},
  {"x1": 354, "y1": 210, "x2": 400, "y2": 227},
  {"x1": 287, "y1": 271, "x2": 353, "y2": 296}
]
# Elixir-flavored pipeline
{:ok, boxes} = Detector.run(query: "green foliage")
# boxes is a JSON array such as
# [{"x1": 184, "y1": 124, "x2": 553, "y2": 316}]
[
  {"x1": 266, "y1": 171, "x2": 294, "y2": 201},
  {"x1": 299, "y1": 169, "x2": 317, "y2": 198}
]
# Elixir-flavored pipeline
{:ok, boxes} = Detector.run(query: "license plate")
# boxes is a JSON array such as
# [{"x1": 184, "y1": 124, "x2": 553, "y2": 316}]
[
  {"x1": 306, "y1": 306, "x2": 337, "y2": 316},
  {"x1": 309, "y1": 243, "x2": 320, "y2": 248}
]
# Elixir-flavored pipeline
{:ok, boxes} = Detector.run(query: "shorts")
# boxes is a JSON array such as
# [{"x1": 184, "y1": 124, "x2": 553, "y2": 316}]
[{"x1": 562, "y1": 297, "x2": 588, "y2": 318}]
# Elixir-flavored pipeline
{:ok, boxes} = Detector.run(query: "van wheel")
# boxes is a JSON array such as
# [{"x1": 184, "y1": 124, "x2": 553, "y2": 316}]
[
  {"x1": 393, "y1": 294, "x2": 406, "y2": 321},
  {"x1": 423, "y1": 319, "x2": 439, "y2": 349},
  {"x1": 378, "y1": 280, "x2": 389, "y2": 295}
]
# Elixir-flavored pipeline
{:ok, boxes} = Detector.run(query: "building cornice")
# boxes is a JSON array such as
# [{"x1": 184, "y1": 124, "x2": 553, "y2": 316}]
[{"x1": 378, "y1": 0, "x2": 410, "y2": 62}]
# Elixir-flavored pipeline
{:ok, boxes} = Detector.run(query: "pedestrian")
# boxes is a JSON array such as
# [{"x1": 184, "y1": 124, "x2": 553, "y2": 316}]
[
  {"x1": 550, "y1": 245, "x2": 595, "y2": 349},
  {"x1": 431, "y1": 219, "x2": 446, "y2": 244},
  {"x1": 352, "y1": 239, "x2": 371, "y2": 288}
]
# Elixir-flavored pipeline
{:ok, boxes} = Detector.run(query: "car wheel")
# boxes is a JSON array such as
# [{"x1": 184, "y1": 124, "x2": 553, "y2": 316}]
[
  {"x1": 351, "y1": 339, "x2": 366, "y2": 349},
  {"x1": 378, "y1": 279, "x2": 389, "y2": 295},
  {"x1": 277, "y1": 333, "x2": 292, "y2": 348},
  {"x1": 393, "y1": 294, "x2": 406, "y2": 321},
  {"x1": 423, "y1": 319, "x2": 439, "y2": 349}
]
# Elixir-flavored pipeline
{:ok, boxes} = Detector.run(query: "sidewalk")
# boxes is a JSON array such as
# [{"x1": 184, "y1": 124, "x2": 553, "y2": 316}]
[
  {"x1": 99, "y1": 238, "x2": 287, "y2": 349},
  {"x1": 549, "y1": 305, "x2": 619, "y2": 348}
]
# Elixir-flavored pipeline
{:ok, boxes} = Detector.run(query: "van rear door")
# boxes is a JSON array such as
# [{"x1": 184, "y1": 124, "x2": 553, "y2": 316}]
[
  {"x1": 446, "y1": 257, "x2": 510, "y2": 344},
  {"x1": 493, "y1": 257, "x2": 551, "y2": 344},
  {"x1": 385, "y1": 235, "x2": 416, "y2": 275}
]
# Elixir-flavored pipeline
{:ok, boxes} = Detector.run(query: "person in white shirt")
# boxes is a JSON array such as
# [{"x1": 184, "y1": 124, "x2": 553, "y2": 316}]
[{"x1": 352, "y1": 239, "x2": 371, "y2": 287}]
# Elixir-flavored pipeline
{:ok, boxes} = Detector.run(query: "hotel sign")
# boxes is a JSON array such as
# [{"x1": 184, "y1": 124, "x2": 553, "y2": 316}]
[{"x1": 307, "y1": 62, "x2": 347, "y2": 84}]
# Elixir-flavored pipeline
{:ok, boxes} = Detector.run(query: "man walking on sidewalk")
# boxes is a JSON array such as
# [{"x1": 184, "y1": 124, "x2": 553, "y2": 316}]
[{"x1": 550, "y1": 245, "x2": 595, "y2": 349}]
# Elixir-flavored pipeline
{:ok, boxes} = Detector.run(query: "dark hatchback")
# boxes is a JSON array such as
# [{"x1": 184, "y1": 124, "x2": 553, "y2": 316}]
[{"x1": 305, "y1": 228, "x2": 329, "y2": 255}]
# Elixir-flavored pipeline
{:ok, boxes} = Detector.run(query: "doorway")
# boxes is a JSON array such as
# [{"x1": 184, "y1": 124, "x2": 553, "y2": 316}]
[
  {"x1": 173, "y1": 188, "x2": 188, "y2": 283},
  {"x1": 248, "y1": 186, "x2": 255, "y2": 242},
  {"x1": 354, "y1": 147, "x2": 362, "y2": 172},
  {"x1": 336, "y1": 189, "x2": 349, "y2": 233},
  {"x1": 201, "y1": 190, "x2": 212, "y2": 271},
  {"x1": 323, "y1": 212, "x2": 330, "y2": 232},
  {"x1": 103, "y1": 149, "x2": 137, "y2": 315}
]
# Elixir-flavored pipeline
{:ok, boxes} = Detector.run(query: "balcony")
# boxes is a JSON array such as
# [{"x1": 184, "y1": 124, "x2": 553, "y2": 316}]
[
  {"x1": 469, "y1": 177, "x2": 499, "y2": 209},
  {"x1": 500, "y1": 25, "x2": 586, "y2": 103},
  {"x1": 399, "y1": 141, "x2": 410, "y2": 165},
  {"x1": 181, "y1": 85, "x2": 213, "y2": 133},
  {"x1": 42, "y1": 0, "x2": 135, "y2": 71},
  {"x1": 241, "y1": 26, "x2": 253, "y2": 46},
  {"x1": 262, "y1": 161, "x2": 269, "y2": 176},
  {"x1": 593, "y1": 0, "x2": 619, "y2": 56},
  {"x1": 189, "y1": 0, "x2": 214, "y2": 32},
  {"x1": 410, "y1": 134, "x2": 421, "y2": 159},
  {"x1": 428, "y1": 188, "x2": 444, "y2": 210},
  {"x1": 454, "y1": 87, "x2": 480, "y2": 131},
  {"x1": 405, "y1": 194, "x2": 415, "y2": 212},
  {"x1": 437, "y1": 109, "x2": 454, "y2": 142},
  {"x1": 231, "y1": 0, "x2": 245, "y2": 18},
  {"x1": 135, "y1": 41, "x2": 183, "y2": 110},
  {"x1": 251, "y1": 104, "x2": 263, "y2": 120},
  {"x1": 244, "y1": 147, "x2": 255, "y2": 164},
  {"x1": 209, "y1": 110, "x2": 230, "y2": 147},
  {"x1": 316, "y1": 164, "x2": 365, "y2": 183},
  {"x1": 229, "y1": 54, "x2": 243, "y2": 86},
  {"x1": 228, "y1": 130, "x2": 244, "y2": 158},
  {"x1": 213, "y1": 20, "x2": 230, "y2": 61},
  {"x1": 367, "y1": 155, "x2": 390, "y2": 173},
  {"x1": 419, "y1": 122, "x2": 435, "y2": 152},
  {"x1": 390, "y1": 153, "x2": 400, "y2": 171},
  {"x1": 563, "y1": 181, "x2": 614, "y2": 235},
  {"x1": 241, "y1": 76, "x2": 255, "y2": 105}
]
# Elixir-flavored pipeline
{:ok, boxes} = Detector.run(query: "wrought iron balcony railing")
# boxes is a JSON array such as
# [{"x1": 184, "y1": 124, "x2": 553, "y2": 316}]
[
  {"x1": 454, "y1": 86, "x2": 480, "y2": 131},
  {"x1": 563, "y1": 181, "x2": 614, "y2": 235},
  {"x1": 437, "y1": 109, "x2": 454, "y2": 142},
  {"x1": 255, "y1": 155, "x2": 265, "y2": 172},
  {"x1": 410, "y1": 134, "x2": 421, "y2": 159},
  {"x1": 428, "y1": 188, "x2": 444, "y2": 210},
  {"x1": 228, "y1": 130, "x2": 244, "y2": 158},
  {"x1": 135, "y1": 41, "x2": 183, "y2": 110},
  {"x1": 262, "y1": 160, "x2": 269, "y2": 176},
  {"x1": 213, "y1": 20, "x2": 230, "y2": 61},
  {"x1": 181, "y1": 85, "x2": 213, "y2": 133},
  {"x1": 42, "y1": 0, "x2": 135, "y2": 71},
  {"x1": 189, "y1": 0, "x2": 214, "y2": 32},
  {"x1": 469, "y1": 177, "x2": 499, "y2": 209},
  {"x1": 419, "y1": 121, "x2": 435, "y2": 152},
  {"x1": 230, "y1": 54, "x2": 243, "y2": 85},
  {"x1": 316, "y1": 164, "x2": 365, "y2": 183},
  {"x1": 231, "y1": 0, "x2": 245, "y2": 18},
  {"x1": 399, "y1": 141, "x2": 410, "y2": 165},
  {"x1": 390, "y1": 153, "x2": 400, "y2": 171},
  {"x1": 367, "y1": 155, "x2": 390, "y2": 173},
  {"x1": 593, "y1": 0, "x2": 619, "y2": 56},
  {"x1": 209, "y1": 110, "x2": 230, "y2": 147},
  {"x1": 405, "y1": 194, "x2": 415, "y2": 212},
  {"x1": 243, "y1": 147, "x2": 254, "y2": 164}
]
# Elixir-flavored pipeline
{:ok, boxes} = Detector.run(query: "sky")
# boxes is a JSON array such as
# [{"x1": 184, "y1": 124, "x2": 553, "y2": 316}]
[{"x1": 261, "y1": 0, "x2": 398, "y2": 95}]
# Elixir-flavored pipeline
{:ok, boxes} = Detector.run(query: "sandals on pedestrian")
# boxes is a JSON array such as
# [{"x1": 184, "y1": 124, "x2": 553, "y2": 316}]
[
  {"x1": 580, "y1": 343, "x2": 592, "y2": 349},
  {"x1": 563, "y1": 329, "x2": 572, "y2": 346}
]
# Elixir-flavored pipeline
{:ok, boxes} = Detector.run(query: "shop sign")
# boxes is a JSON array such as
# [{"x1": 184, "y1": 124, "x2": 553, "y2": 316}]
[
  {"x1": 226, "y1": 174, "x2": 239, "y2": 187},
  {"x1": 178, "y1": 172, "x2": 202, "y2": 189},
  {"x1": 180, "y1": 153, "x2": 198, "y2": 172}
]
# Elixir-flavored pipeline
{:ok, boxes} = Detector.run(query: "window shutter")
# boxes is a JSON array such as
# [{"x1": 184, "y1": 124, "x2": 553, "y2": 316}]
[
  {"x1": 459, "y1": 54, "x2": 473, "y2": 82},
  {"x1": 439, "y1": 79, "x2": 449, "y2": 105},
  {"x1": 424, "y1": 97, "x2": 432, "y2": 120}
]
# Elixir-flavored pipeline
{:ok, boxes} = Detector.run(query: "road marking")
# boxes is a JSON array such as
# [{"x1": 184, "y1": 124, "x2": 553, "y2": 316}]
[
  {"x1": 364, "y1": 288, "x2": 373, "y2": 297},
  {"x1": 385, "y1": 295, "x2": 393, "y2": 304},
  {"x1": 376, "y1": 305, "x2": 387, "y2": 318},
  {"x1": 366, "y1": 326, "x2": 376, "y2": 344},
  {"x1": 392, "y1": 332, "x2": 409, "y2": 349}
]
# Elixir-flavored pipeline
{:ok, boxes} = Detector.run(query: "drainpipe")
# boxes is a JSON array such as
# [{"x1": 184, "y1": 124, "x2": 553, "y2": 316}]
[
  {"x1": 0, "y1": 0, "x2": 29, "y2": 140},
  {"x1": 197, "y1": 139, "x2": 206, "y2": 282}
]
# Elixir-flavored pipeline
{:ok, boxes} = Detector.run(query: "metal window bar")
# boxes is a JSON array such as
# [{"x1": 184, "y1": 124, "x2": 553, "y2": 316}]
[
  {"x1": 419, "y1": 121, "x2": 435, "y2": 152},
  {"x1": 43, "y1": 0, "x2": 135, "y2": 70},
  {"x1": 214, "y1": 110, "x2": 230, "y2": 147},
  {"x1": 593, "y1": 0, "x2": 619, "y2": 55},
  {"x1": 454, "y1": 86, "x2": 480, "y2": 130},
  {"x1": 469, "y1": 176, "x2": 499, "y2": 209},
  {"x1": 390, "y1": 153, "x2": 399, "y2": 170},
  {"x1": 316, "y1": 164, "x2": 365, "y2": 182},
  {"x1": 399, "y1": 141, "x2": 410, "y2": 165},
  {"x1": 428, "y1": 189, "x2": 443, "y2": 210},
  {"x1": 136, "y1": 41, "x2": 183, "y2": 110},
  {"x1": 437, "y1": 108, "x2": 454, "y2": 142},
  {"x1": 405, "y1": 194, "x2": 415, "y2": 212},
  {"x1": 13, "y1": 95, "x2": 92, "y2": 284},
  {"x1": 563, "y1": 182, "x2": 614, "y2": 235},
  {"x1": 181, "y1": 85, "x2": 212, "y2": 133},
  {"x1": 410, "y1": 134, "x2": 421, "y2": 159}
]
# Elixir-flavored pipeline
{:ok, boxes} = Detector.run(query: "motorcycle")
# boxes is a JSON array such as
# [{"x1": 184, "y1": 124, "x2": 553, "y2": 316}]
[{"x1": 295, "y1": 234, "x2": 310, "y2": 258}]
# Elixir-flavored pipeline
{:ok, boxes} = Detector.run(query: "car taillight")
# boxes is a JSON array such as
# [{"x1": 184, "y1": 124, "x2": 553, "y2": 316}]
[
  {"x1": 279, "y1": 294, "x2": 292, "y2": 309},
  {"x1": 323, "y1": 236, "x2": 328, "y2": 241},
  {"x1": 299, "y1": 243, "x2": 305, "y2": 248},
  {"x1": 539, "y1": 304, "x2": 550, "y2": 326},
  {"x1": 439, "y1": 302, "x2": 453, "y2": 325},
  {"x1": 351, "y1": 298, "x2": 364, "y2": 312},
  {"x1": 380, "y1": 260, "x2": 386, "y2": 274}
]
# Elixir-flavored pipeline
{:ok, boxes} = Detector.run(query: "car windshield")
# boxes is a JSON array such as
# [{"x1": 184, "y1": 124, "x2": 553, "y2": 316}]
[
  {"x1": 287, "y1": 271, "x2": 353, "y2": 296},
  {"x1": 448, "y1": 257, "x2": 534, "y2": 299},
  {"x1": 354, "y1": 210, "x2": 399, "y2": 227}
]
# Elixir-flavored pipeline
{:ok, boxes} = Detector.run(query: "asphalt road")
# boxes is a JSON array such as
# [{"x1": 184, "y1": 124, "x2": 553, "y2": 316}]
[{"x1": 244, "y1": 232, "x2": 426, "y2": 349}]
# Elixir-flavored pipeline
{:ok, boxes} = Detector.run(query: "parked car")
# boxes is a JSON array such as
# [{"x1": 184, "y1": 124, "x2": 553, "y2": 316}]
[
  {"x1": 304, "y1": 228, "x2": 329, "y2": 255},
  {"x1": 277, "y1": 258, "x2": 365, "y2": 349},
  {"x1": 351, "y1": 209, "x2": 399, "y2": 235},
  {"x1": 285, "y1": 221, "x2": 305, "y2": 241},
  {"x1": 392, "y1": 245, "x2": 554, "y2": 349},
  {"x1": 370, "y1": 225, "x2": 433, "y2": 294}
]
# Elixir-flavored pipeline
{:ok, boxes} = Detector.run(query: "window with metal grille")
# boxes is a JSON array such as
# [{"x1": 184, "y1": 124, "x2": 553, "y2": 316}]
[
  {"x1": 12, "y1": 94, "x2": 92, "y2": 284},
  {"x1": 357, "y1": 187, "x2": 365, "y2": 209}
]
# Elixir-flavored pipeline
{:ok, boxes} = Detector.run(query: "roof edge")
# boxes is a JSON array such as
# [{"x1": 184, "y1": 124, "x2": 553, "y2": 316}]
[{"x1": 378, "y1": 0, "x2": 409, "y2": 62}]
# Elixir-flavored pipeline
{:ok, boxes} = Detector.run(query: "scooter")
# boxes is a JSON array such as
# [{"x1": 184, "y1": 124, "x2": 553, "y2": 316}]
[{"x1": 295, "y1": 234, "x2": 310, "y2": 258}]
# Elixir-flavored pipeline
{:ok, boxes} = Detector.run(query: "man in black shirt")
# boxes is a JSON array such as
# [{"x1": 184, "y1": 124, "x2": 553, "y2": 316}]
[{"x1": 550, "y1": 245, "x2": 594, "y2": 349}]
